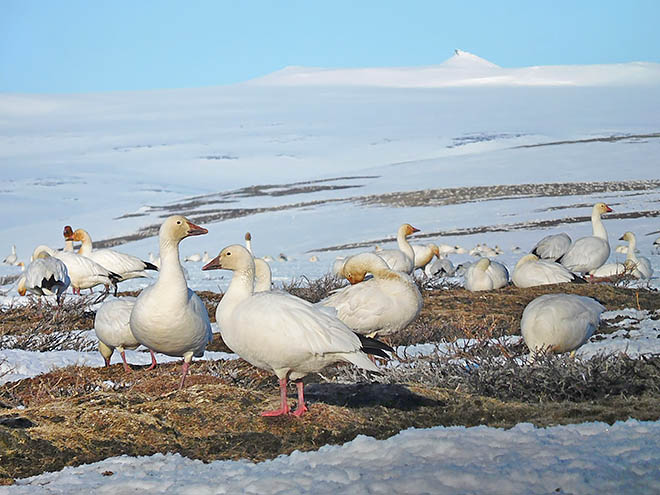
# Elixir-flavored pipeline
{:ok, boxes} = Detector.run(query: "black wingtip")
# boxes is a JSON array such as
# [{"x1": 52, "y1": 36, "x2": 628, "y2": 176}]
[
  {"x1": 357, "y1": 334, "x2": 395, "y2": 359},
  {"x1": 109, "y1": 272, "x2": 123, "y2": 284},
  {"x1": 143, "y1": 261, "x2": 159, "y2": 271},
  {"x1": 573, "y1": 274, "x2": 588, "y2": 284}
]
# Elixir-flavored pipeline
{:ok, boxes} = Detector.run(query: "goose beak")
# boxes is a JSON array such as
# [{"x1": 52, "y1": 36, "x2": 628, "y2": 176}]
[
  {"x1": 605, "y1": 205, "x2": 613, "y2": 213},
  {"x1": 202, "y1": 255, "x2": 221, "y2": 271},
  {"x1": 618, "y1": 235, "x2": 625, "y2": 241},
  {"x1": 411, "y1": 227, "x2": 420, "y2": 233},
  {"x1": 186, "y1": 221, "x2": 208, "y2": 237}
]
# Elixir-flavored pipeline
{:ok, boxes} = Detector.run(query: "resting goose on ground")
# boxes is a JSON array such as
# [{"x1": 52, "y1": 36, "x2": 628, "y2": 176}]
[
  {"x1": 425, "y1": 256, "x2": 456, "y2": 278},
  {"x1": 521, "y1": 293, "x2": 604, "y2": 355},
  {"x1": 559, "y1": 202, "x2": 613, "y2": 274},
  {"x1": 464, "y1": 257, "x2": 509, "y2": 291},
  {"x1": 202, "y1": 245, "x2": 392, "y2": 417},
  {"x1": 620, "y1": 231, "x2": 653, "y2": 279},
  {"x1": 512, "y1": 254, "x2": 583, "y2": 288},
  {"x1": 31, "y1": 245, "x2": 120, "y2": 295},
  {"x1": 95, "y1": 297, "x2": 157, "y2": 372},
  {"x1": 531, "y1": 232, "x2": 572, "y2": 261},
  {"x1": 590, "y1": 261, "x2": 627, "y2": 279},
  {"x1": 373, "y1": 223, "x2": 419, "y2": 274},
  {"x1": 317, "y1": 253, "x2": 422, "y2": 340},
  {"x1": 66, "y1": 228, "x2": 158, "y2": 283},
  {"x1": 17, "y1": 251, "x2": 70, "y2": 304},
  {"x1": 411, "y1": 243, "x2": 440, "y2": 271},
  {"x1": 129, "y1": 215, "x2": 212, "y2": 389}
]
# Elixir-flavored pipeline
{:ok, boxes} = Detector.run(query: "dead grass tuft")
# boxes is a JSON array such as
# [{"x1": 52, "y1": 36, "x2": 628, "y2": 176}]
[{"x1": 280, "y1": 273, "x2": 348, "y2": 303}]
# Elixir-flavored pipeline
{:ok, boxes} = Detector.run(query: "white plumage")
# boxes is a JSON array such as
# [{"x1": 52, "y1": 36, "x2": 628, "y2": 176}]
[
  {"x1": 31, "y1": 245, "x2": 119, "y2": 295},
  {"x1": 95, "y1": 297, "x2": 140, "y2": 372},
  {"x1": 203, "y1": 244, "x2": 386, "y2": 416},
  {"x1": 411, "y1": 243, "x2": 439, "y2": 270},
  {"x1": 17, "y1": 251, "x2": 70, "y2": 304},
  {"x1": 619, "y1": 232, "x2": 653, "y2": 279},
  {"x1": 374, "y1": 223, "x2": 419, "y2": 274},
  {"x1": 560, "y1": 203, "x2": 612, "y2": 274},
  {"x1": 512, "y1": 254, "x2": 581, "y2": 288},
  {"x1": 464, "y1": 257, "x2": 509, "y2": 291},
  {"x1": 521, "y1": 294, "x2": 605, "y2": 354},
  {"x1": 531, "y1": 232, "x2": 572, "y2": 261},
  {"x1": 318, "y1": 253, "x2": 422, "y2": 339},
  {"x1": 425, "y1": 256, "x2": 456, "y2": 278},
  {"x1": 129, "y1": 215, "x2": 212, "y2": 388},
  {"x1": 69, "y1": 228, "x2": 158, "y2": 281},
  {"x1": 2, "y1": 245, "x2": 18, "y2": 265}
]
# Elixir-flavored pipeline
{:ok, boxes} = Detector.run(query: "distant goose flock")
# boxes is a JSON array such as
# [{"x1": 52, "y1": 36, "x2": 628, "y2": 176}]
[{"x1": 8, "y1": 200, "x2": 657, "y2": 414}]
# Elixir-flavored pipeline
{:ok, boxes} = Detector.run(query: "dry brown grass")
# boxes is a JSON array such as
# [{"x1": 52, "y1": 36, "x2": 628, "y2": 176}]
[{"x1": 1, "y1": 278, "x2": 659, "y2": 482}]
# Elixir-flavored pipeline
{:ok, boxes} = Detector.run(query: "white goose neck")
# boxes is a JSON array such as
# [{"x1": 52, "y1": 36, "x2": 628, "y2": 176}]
[
  {"x1": 219, "y1": 261, "x2": 255, "y2": 319},
  {"x1": 158, "y1": 236, "x2": 187, "y2": 291},
  {"x1": 591, "y1": 209, "x2": 608, "y2": 240},
  {"x1": 396, "y1": 228, "x2": 414, "y2": 260},
  {"x1": 77, "y1": 231, "x2": 94, "y2": 256},
  {"x1": 625, "y1": 235, "x2": 638, "y2": 262}
]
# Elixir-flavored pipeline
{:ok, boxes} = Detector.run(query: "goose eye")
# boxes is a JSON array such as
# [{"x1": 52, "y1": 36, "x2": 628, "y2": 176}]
[
  {"x1": 226, "y1": 252, "x2": 231, "y2": 256},
  {"x1": 177, "y1": 221, "x2": 182, "y2": 225}
]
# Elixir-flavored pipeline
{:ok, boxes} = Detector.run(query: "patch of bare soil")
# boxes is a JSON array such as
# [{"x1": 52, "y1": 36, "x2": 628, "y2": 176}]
[
  {"x1": 0, "y1": 282, "x2": 659, "y2": 483},
  {"x1": 96, "y1": 179, "x2": 660, "y2": 249}
]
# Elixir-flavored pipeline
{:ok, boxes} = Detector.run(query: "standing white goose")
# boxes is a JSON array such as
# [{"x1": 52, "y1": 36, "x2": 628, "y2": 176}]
[
  {"x1": 521, "y1": 294, "x2": 605, "y2": 354},
  {"x1": 560, "y1": 203, "x2": 613, "y2": 274},
  {"x1": 411, "y1": 243, "x2": 440, "y2": 271},
  {"x1": 512, "y1": 254, "x2": 583, "y2": 288},
  {"x1": 317, "y1": 253, "x2": 422, "y2": 339},
  {"x1": 531, "y1": 232, "x2": 572, "y2": 261},
  {"x1": 95, "y1": 297, "x2": 151, "y2": 372},
  {"x1": 30, "y1": 245, "x2": 120, "y2": 295},
  {"x1": 17, "y1": 251, "x2": 70, "y2": 304},
  {"x1": 620, "y1": 232, "x2": 653, "y2": 279},
  {"x1": 374, "y1": 223, "x2": 419, "y2": 274},
  {"x1": 464, "y1": 257, "x2": 509, "y2": 291},
  {"x1": 129, "y1": 215, "x2": 212, "y2": 389},
  {"x1": 202, "y1": 245, "x2": 391, "y2": 417},
  {"x1": 66, "y1": 228, "x2": 158, "y2": 282}
]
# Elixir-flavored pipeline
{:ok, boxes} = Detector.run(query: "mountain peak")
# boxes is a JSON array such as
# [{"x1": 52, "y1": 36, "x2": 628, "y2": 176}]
[{"x1": 442, "y1": 49, "x2": 500, "y2": 69}]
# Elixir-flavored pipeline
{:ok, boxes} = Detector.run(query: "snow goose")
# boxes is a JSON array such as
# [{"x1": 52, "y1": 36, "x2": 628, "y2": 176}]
[
  {"x1": 521, "y1": 294, "x2": 604, "y2": 354},
  {"x1": 375, "y1": 223, "x2": 419, "y2": 274},
  {"x1": 559, "y1": 203, "x2": 613, "y2": 274},
  {"x1": 620, "y1": 232, "x2": 653, "y2": 279},
  {"x1": 67, "y1": 228, "x2": 158, "y2": 282},
  {"x1": 184, "y1": 253, "x2": 202, "y2": 262},
  {"x1": 202, "y1": 245, "x2": 391, "y2": 416},
  {"x1": 531, "y1": 233, "x2": 572, "y2": 261},
  {"x1": 425, "y1": 256, "x2": 456, "y2": 278},
  {"x1": 95, "y1": 297, "x2": 157, "y2": 372},
  {"x1": 17, "y1": 251, "x2": 70, "y2": 304},
  {"x1": 512, "y1": 254, "x2": 583, "y2": 288},
  {"x1": 2, "y1": 245, "x2": 18, "y2": 265},
  {"x1": 31, "y1": 245, "x2": 120, "y2": 295},
  {"x1": 464, "y1": 257, "x2": 509, "y2": 291},
  {"x1": 317, "y1": 253, "x2": 422, "y2": 339},
  {"x1": 129, "y1": 215, "x2": 212, "y2": 389},
  {"x1": 411, "y1": 243, "x2": 440, "y2": 271},
  {"x1": 590, "y1": 262, "x2": 627, "y2": 279}
]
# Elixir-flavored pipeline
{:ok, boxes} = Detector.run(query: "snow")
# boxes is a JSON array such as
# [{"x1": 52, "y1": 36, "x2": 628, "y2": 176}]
[
  {"x1": 5, "y1": 420, "x2": 659, "y2": 494},
  {"x1": 1, "y1": 52, "x2": 660, "y2": 488}
]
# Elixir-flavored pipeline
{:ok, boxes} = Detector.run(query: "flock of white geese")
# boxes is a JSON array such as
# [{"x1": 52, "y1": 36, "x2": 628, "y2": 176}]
[{"x1": 5, "y1": 202, "x2": 658, "y2": 416}]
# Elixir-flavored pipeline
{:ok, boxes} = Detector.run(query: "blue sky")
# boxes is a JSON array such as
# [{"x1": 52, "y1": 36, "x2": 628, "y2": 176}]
[{"x1": 2, "y1": 0, "x2": 660, "y2": 93}]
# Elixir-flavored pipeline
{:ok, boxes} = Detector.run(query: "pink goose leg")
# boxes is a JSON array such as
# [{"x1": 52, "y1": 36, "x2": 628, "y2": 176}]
[
  {"x1": 262, "y1": 378, "x2": 290, "y2": 416},
  {"x1": 292, "y1": 380, "x2": 309, "y2": 417}
]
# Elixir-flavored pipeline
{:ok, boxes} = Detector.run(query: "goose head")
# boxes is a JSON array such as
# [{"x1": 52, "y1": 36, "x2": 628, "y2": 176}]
[
  {"x1": 70, "y1": 228, "x2": 91, "y2": 243},
  {"x1": 515, "y1": 253, "x2": 539, "y2": 269},
  {"x1": 17, "y1": 276, "x2": 27, "y2": 296},
  {"x1": 619, "y1": 231, "x2": 634, "y2": 242},
  {"x1": 244, "y1": 232, "x2": 251, "y2": 242},
  {"x1": 474, "y1": 257, "x2": 491, "y2": 272},
  {"x1": 63, "y1": 225, "x2": 74, "y2": 241},
  {"x1": 342, "y1": 252, "x2": 389, "y2": 284},
  {"x1": 160, "y1": 215, "x2": 208, "y2": 244},
  {"x1": 400, "y1": 223, "x2": 420, "y2": 237},
  {"x1": 202, "y1": 244, "x2": 251, "y2": 272},
  {"x1": 593, "y1": 202, "x2": 613, "y2": 215}
]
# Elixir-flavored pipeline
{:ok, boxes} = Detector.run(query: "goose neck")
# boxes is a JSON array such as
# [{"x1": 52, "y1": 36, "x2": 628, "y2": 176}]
[
  {"x1": 157, "y1": 237, "x2": 187, "y2": 288},
  {"x1": 591, "y1": 210, "x2": 608, "y2": 240},
  {"x1": 218, "y1": 263, "x2": 255, "y2": 318},
  {"x1": 396, "y1": 229, "x2": 414, "y2": 259},
  {"x1": 625, "y1": 236, "x2": 638, "y2": 262},
  {"x1": 77, "y1": 231, "x2": 94, "y2": 256}
]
